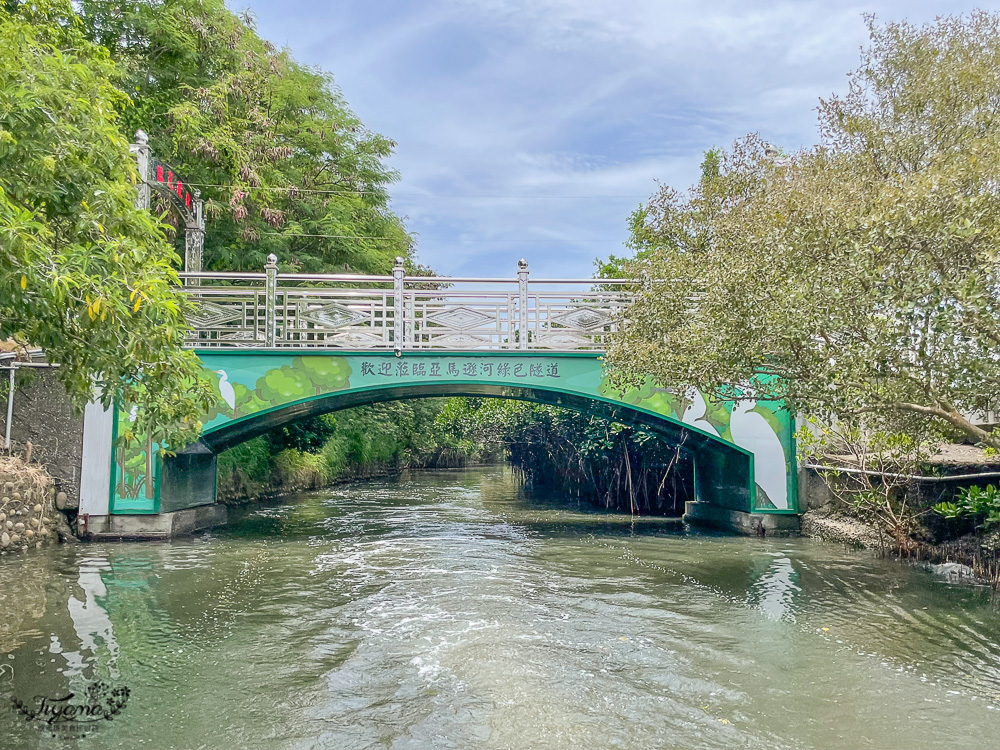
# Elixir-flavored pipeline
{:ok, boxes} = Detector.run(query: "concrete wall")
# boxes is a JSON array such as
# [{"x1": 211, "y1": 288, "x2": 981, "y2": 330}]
[
  {"x1": 0, "y1": 363, "x2": 85, "y2": 508},
  {"x1": 160, "y1": 449, "x2": 217, "y2": 512},
  {"x1": 797, "y1": 468, "x2": 840, "y2": 512}
]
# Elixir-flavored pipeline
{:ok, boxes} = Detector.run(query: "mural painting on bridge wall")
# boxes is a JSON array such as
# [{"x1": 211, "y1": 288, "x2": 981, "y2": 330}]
[
  {"x1": 111, "y1": 405, "x2": 159, "y2": 513},
  {"x1": 599, "y1": 377, "x2": 794, "y2": 511},
  {"x1": 111, "y1": 356, "x2": 353, "y2": 513},
  {"x1": 201, "y1": 356, "x2": 352, "y2": 424},
  {"x1": 196, "y1": 354, "x2": 794, "y2": 512},
  {"x1": 197, "y1": 355, "x2": 795, "y2": 510},
  {"x1": 112, "y1": 353, "x2": 793, "y2": 514}
]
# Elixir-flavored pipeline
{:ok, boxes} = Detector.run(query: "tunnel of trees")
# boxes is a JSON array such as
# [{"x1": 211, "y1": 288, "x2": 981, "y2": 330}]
[{"x1": 213, "y1": 397, "x2": 697, "y2": 516}]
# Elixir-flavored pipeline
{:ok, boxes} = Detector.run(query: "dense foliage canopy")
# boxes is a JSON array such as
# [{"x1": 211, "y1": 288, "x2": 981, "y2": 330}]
[
  {"x1": 608, "y1": 13, "x2": 1000, "y2": 449},
  {"x1": 79, "y1": 0, "x2": 412, "y2": 273},
  {"x1": 0, "y1": 0, "x2": 213, "y2": 447},
  {"x1": 217, "y1": 400, "x2": 494, "y2": 500},
  {"x1": 1, "y1": 0, "x2": 414, "y2": 447}
]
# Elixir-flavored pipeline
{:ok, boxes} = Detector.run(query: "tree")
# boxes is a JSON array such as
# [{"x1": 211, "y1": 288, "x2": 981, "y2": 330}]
[
  {"x1": 608, "y1": 13, "x2": 1000, "y2": 450},
  {"x1": 78, "y1": 0, "x2": 412, "y2": 274},
  {"x1": 0, "y1": 0, "x2": 214, "y2": 448},
  {"x1": 429, "y1": 398, "x2": 692, "y2": 514},
  {"x1": 266, "y1": 415, "x2": 336, "y2": 454}
]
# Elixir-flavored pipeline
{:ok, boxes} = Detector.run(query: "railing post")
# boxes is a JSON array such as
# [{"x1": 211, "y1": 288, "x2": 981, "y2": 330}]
[
  {"x1": 129, "y1": 130, "x2": 151, "y2": 211},
  {"x1": 517, "y1": 258, "x2": 529, "y2": 349},
  {"x1": 506, "y1": 296, "x2": 515, "y2": 350},
  {"x1": 184, "y1": 190, "x2": 205, "y2": 286},
  {"x1": 265, "y1": 253, "x2": 278, "y2": 347},
  {"x1": 4, "y1": 366, "x2": 14, "y2": 450},
  {"x1": 393, "y1": 256, "x2": 405, "y2": 356}
]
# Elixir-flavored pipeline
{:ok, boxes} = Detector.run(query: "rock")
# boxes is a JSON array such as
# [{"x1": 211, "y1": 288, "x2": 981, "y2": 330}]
[
  {"x1": 931, "y1": 562, "x2": 979, "y2": 582},
  {"x1": 0, "y1": 497, "x2": 7, "y2": 507},
  {"x1": 10, "y1": 533, "x2": 19, "y2": 544},
  {"x1": 11, "y1": 492, "x2": 20, "y2": 502},
  {"x1": 0, "y1": 532, "x2": 8, "y2": 547},
  {"x1": 39, "y1": 528, "x2": 48, "y2": 538},
  {"x1": 53, "y1": 514, "x2": 76, "y2": 544},
  {"x1": 13, "y1": 522, "x2": 24, "y2": 533},
  {"x1": 55, "y1": 492, "x2": 67, "y2": 509},
  {"x1": 24, "y1": 529, "x2": 34, "y2": 540},
  {"x1": 29, "y1": 518, "x2": 39, "y2": 528},
  {"x1": 41, "y1": 517, "x2": 50, "y2": 525},
  {"x1": 33, "y1": 503, "x2": 42, "y2": 513},
  {"x1": 2, "y1": 482, "x2": 12, "y2": 493},
  {"x1": 4, "y1": 520, "x2": 12, "y2": 530},
  {"x1": 0, "y1": 513, "x2": 5, "y2": 523}
]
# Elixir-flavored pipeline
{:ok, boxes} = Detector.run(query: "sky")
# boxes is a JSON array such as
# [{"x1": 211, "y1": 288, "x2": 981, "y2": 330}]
[{"x1": 244, "y1": 0, "x2": 1000, "y2": 279}]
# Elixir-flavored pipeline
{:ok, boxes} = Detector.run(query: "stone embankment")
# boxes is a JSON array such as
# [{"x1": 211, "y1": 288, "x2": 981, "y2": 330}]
[
  {"x1": 798, "y1": 448, "x2": 1000, "y2": 586},
  {"x1": 800, "y1": 511, "x2": 885, "y2": 548},
  {"x1": 0, "y1": 456, "x2": 74, "y2": 555}
]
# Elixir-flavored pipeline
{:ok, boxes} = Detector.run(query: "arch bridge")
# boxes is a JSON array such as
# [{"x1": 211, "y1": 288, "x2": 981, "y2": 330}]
[{"x1": 78, "y1": 257, "x2": 799, "y2": 538}]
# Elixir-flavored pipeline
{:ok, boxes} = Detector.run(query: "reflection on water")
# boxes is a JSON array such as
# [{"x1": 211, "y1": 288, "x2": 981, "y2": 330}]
[
  {"x1": 748, "y1": 554, "x2": 800, "y2": 621},
  {"x1": 2, "y1": 467, "x2": 1000, "y2": 749},
  {"x1": 62, "y1": 557, "x2": 119, "y2": 679}
]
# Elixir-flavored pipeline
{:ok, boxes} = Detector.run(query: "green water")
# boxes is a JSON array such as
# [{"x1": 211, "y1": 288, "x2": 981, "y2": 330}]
[{"x1": 3, "y1": 467, "x2": 1000, "y2": 749}]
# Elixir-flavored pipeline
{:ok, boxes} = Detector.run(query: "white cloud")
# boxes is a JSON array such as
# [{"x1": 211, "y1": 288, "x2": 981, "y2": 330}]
[{"x1": 246, "y1": 0, "x2": 1000, "y2": 277}]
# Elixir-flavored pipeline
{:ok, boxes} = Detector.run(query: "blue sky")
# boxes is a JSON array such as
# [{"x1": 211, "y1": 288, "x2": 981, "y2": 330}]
[{"x1": 245, "y1": 0, "x2": 1000, "y2": 279}]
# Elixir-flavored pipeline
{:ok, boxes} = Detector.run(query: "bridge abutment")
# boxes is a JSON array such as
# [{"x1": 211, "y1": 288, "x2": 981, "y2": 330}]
[
  {"x1": 83, "y1": 504, "x2": 227, "y2": 540},
  {"x1": 683, "y1": 501, "x2": 801, "y2": 536},
  {"x1": 159, "y1": 444, "x2": 218, "y2": 512}
]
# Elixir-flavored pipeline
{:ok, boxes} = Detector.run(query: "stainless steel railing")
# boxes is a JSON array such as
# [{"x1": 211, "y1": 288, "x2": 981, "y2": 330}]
[{"x1": 178, "y1": 256, "x2": 635, "y2": 352}]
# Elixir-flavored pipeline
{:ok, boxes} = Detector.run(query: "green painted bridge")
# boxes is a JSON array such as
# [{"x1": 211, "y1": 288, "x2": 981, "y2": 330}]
[{"x1": 77, "y1": 257, "x2": 798, "y2": 537}]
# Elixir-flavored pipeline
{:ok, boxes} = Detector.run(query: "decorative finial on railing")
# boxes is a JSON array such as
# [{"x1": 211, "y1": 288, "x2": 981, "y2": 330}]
[
  {"x1": 263, "y1": 254, "x2": 279, "y2": 347},
  {"x1": 763, "y1": 142, "x2": 790, "y2": 167},
  {"x1": 392, "y1": 257, "x2": 406, "y2": 357},
  {"x1": 516, "y1": 259, "x2": 529, "y2": 350},
  {"x1": 129, "y1": 130, "x2": 152, "y2": 211}
]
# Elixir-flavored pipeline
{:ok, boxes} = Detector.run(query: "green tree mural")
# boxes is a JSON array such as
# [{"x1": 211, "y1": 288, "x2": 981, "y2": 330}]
[
  {"x1": 256, "y1": 366, "x2": 312, "y2": 404},
  {"x1": 200, "y1": 357, "x2": 352, "y2": 425},
  {"x1": 295, "y1": 356, "x2": 350, "y2": 395}
]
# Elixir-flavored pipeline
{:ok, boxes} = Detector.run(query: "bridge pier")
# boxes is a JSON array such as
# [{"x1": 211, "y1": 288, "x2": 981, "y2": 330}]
[
  {"x1": 83, "y1": 504, "x2": 227, "y2": 540},
  {"x1": 683, "y1": 502, "x2": 800, "y2": 536},
  {"x1": 159, "y1": 444, "x2": 217, "y2": 511},
  {"x1": 82, "y1": 444, "x2": 224, "y2": 540}
]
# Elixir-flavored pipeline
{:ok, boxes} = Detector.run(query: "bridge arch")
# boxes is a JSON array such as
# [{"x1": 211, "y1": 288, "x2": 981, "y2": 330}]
[
  {"x1": 118, "y1": 351, "x2": 796, "y2": 519},
  {"x1": 186, "y1": 381, "x2": 750, "y2": 514}
]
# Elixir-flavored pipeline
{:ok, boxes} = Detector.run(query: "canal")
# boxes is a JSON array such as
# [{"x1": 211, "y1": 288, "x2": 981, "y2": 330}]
[{"x1": 3, "y1": 467, "x2": 1000, "y2": 749}]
